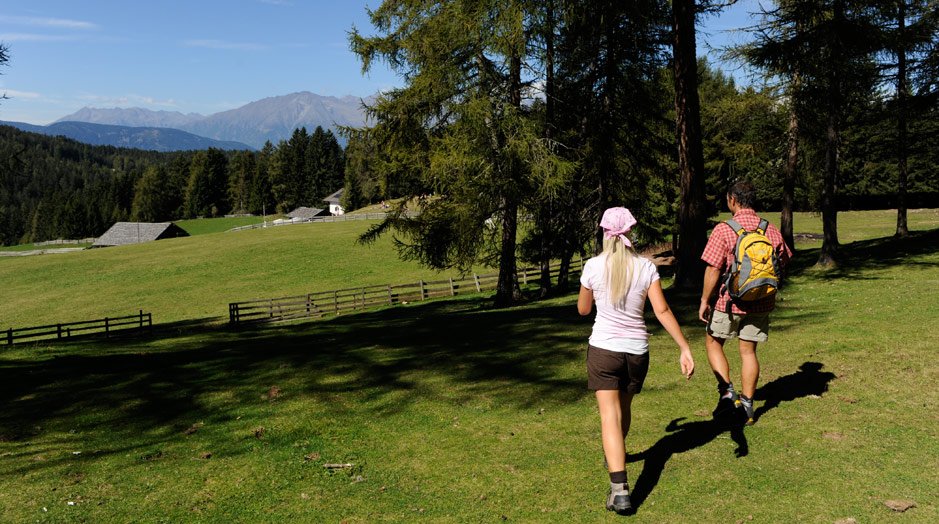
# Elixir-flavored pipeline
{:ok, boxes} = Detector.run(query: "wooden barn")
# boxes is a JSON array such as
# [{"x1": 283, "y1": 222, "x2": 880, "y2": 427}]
[
  {"x1": 92, "y1": 222, "x2": 189, "y2": 248},
  {"x1": 285, "y1": 207, "x2": 329, "y2": 220}
]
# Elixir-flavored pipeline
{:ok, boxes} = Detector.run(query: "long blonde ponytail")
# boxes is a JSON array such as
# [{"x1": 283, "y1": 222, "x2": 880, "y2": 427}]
[{"x1": 603, "y1": 237, "x2": 638, "y2": 308}]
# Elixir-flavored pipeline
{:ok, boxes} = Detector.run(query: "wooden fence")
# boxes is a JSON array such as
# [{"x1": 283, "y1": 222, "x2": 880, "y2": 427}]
[
  {"x1": 227, "y1": 213, "x2": 399, "y2": 232},
  {"x1": 229, "y1": 258, "x2": 584, "y2": 324},
  {"x1": 4, "y1": 310, "x2": 153, "y2": 346},
  {"x1": 33, "y1": 238, "x2": 96, "y2": 246}
]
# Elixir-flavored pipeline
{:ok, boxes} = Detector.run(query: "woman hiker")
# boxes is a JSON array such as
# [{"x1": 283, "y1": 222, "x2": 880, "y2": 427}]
[{"x1": 578, "y1": 207, "x2": 695, "y2": 514}]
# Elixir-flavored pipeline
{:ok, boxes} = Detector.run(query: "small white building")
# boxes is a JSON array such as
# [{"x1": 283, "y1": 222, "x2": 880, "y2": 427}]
[{"x1": 323, "y1": 188, "x2": 345, "y2": 216}]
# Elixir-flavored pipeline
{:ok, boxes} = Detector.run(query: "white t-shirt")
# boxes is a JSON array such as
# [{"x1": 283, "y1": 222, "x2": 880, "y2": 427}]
[{"x1": 580, "y1": 254, "x2": 660, "y2": 354}]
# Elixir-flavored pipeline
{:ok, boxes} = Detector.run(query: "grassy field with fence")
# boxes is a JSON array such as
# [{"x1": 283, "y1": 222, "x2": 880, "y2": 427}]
[
  {"x1": 0, "y1": 220, "x2": 489, "y2": 328},
  {"x1": 0, "y1": 210, "x2": 937, "y2": 522},
  {"x1": 3, "y1": 210, "x2": 939, "y2": 332}
]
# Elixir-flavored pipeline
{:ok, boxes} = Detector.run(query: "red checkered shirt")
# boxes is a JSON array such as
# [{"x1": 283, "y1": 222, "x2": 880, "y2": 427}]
[{"x1": 701, "y1": 209, "x2": 792, "y2": 314}]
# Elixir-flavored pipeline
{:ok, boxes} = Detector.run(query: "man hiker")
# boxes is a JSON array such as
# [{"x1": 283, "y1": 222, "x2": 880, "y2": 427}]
[{"x1": 698, "y1": 180, "x2": 792, "y2": 425}]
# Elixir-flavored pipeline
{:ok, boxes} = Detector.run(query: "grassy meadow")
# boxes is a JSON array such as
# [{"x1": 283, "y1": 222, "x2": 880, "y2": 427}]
[
  {"x1": 0, "y1": 220, "x2": 478, "y2": 328},
  {"x1": 175, "y1": 216, "x2": 273, "y2": 236},
  {"x1": 1, "y1": 210, "x2": 938, "y2": 522}
]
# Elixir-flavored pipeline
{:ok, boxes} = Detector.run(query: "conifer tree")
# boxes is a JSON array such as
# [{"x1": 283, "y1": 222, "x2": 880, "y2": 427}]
[
  {"x1": 131, "y1": 165, "x2": 174, "y2": 221},
  {"x1": 744, "y1": 0, "x2": 880, "y2": 267},
  {"x1": 351, "y1": 0, "x2": 573, "y2": 306}
]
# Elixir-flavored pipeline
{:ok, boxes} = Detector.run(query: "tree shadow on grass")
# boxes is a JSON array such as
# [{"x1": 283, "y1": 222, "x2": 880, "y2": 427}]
[
  {"x1": 625, "y1": 361, "x2": 836, "y2": 514},
  {"x1": 0, "y1": 296, "x2": 592, "y2": 472},
  {"x1": 786, "y1": 228, "x2": 939, "y2": 280}
]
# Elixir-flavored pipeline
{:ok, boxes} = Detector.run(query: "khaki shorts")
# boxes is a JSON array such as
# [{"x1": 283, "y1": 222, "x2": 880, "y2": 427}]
[{"x1": 707, "y1": 310, "x2": 770, "y2": 342}]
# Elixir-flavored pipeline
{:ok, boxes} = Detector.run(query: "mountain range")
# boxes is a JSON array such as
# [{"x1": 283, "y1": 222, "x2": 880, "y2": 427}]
[
  {"x1": 0, "y1": 120, "x2": 253, "y2": 152},
  {"x1": 55, "y1": 91, "x2": 372, "y2": 150}
]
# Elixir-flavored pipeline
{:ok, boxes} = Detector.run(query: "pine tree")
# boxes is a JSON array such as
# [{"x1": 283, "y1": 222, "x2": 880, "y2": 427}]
[
  {"x1": 131, "y1": 165, "x2": 174, "y2": 221},
  {"x1": 744, "y1": 0, "x2": 881, "y2": 267}
]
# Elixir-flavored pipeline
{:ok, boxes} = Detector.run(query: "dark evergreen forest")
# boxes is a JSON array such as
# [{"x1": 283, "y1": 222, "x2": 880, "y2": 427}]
[{"x1": 0, "y1": 125, "x2": 345, "y2": 246}]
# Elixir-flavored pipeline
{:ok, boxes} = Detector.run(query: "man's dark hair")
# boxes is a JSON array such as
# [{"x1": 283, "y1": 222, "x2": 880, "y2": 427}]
[{"x1": 727, "y1": 180, "x2": 757, "y2": 209}]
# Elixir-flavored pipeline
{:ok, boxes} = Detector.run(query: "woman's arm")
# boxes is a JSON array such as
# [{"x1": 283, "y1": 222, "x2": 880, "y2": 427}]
[
  {"x1": 647, "y1": 280, "x2": 695, "y2": 379},
  {"x1": 577, "y1": 285, "x2": 594, "y2": 316}
]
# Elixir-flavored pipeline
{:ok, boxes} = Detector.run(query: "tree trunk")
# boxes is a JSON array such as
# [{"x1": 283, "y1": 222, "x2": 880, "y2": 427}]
[
  {"x1": 495, "y1": 197, "x2": 520, "y2": 307},
  {"x1": 896, "y1": 1, "x2": 909, "y2": 237},
  {"x1": 595, "y1": 3, "x2": 617, "y2": 251},
  {"x1": 818, "y1": 99, "x2": 841, "y2": 267},
  {"x1": 781, "y1": 76, "x2": 799, "y2": 252},
  {"x1": 671, "y1": 0, "x2": 709, "y2": 288},
  {"x1": 539, "y1": 0, "x2": 556, "y2": 298},
  {"x1": 558, "y1": 251, "x2": 572, "y2": 289},
  {"x1": 495, "y1": 53, "x2": 523, "y2": 307},
  {"x1": 818, "y1": 2, "x2": 844, "y2": 268}
]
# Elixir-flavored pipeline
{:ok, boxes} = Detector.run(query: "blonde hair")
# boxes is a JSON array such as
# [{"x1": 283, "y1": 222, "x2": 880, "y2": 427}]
[{"x1": 603, "y1": 236, "x2": 638, "y2": 308}]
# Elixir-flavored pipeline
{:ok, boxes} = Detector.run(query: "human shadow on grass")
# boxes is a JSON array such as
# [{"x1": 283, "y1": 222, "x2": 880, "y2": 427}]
[
  {"x1": 0, "y1": 296, "x2": 592, "y2": 471},
  {"x1": 625, "y1": 361, "x2": 836, "y2": 514}
]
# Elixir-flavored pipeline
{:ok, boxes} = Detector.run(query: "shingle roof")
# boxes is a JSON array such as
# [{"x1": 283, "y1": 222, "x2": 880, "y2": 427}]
[
  {"x1": 285, "y1": 207, "x2": 327, "y2": 219},
  {"x1": 323, "y1": 188, "x2": 344, "y2": 203},
  {"x1": 92, "y1": 222, "x2": 189, "y2": 247}
]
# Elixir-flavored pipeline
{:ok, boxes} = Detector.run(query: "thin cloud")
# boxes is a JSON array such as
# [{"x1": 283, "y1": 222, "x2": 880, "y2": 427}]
[
  {"x1": 2, "y1": 89, "x2": 42, "y2": 99},
  {"x1": 183, "y1": 39, "x2": 267, "y2": 51},
  {"x1": 0, "y1": 33, "x2": 75, "y2": 42},
  {"x1": 0, "y1": 15, "x2": 98, "y2": 30}
]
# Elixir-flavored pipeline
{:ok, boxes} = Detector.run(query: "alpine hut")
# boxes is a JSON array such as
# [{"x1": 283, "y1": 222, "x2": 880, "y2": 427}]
[{"x1": 92, "y1": 222, "x2": 189, "y2": 247}]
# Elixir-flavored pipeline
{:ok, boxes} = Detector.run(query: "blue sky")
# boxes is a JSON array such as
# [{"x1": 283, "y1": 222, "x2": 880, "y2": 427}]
[{"x1": 0, "y1": 0, "x2": 763, "y2": 125}]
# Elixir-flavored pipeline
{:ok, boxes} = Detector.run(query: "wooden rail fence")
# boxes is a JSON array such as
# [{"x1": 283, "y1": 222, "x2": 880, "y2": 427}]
[
  {"x1": 229, "y1": 258, "x2": 584, "y2": 325},
  {"x1": 4, "y1": 310, "x2": 153, "y2": 346}
]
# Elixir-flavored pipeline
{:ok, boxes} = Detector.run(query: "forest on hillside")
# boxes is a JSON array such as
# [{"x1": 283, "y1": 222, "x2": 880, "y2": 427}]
[{"x1": 0, "y1": 125, "x2": 344, "y2": 246}]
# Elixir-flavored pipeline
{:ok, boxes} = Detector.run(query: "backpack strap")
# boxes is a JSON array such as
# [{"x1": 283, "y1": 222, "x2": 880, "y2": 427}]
[
  {"x1": 756, "y1": 218, "x2": 769, "y2": 235},
  {"x1": 725, "y1": 219, "x2": 745, "y2": 236}
]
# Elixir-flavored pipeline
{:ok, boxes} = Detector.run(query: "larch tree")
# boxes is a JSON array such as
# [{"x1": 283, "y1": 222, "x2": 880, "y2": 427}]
[{"x1": 351, "y1": 0, "x2": 573, "y2": 307}]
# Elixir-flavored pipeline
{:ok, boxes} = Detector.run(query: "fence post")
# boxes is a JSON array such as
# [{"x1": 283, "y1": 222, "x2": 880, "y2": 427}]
[
  {"x1": 522, "y1": 268, "x2": 528, "y2": 285},
  {"x1": 306, "y1": 294, "x2": 312, "y2": 316},
  {"x1": 269, "y1": 299, "x2": 274, "y2": 319},
  {"x1": 57, "y1": 323, "x2": 62, "y2": 339},
  {"x1": 105, "y1": 317, "x2": 110, "y2": 337},
  {"x1": 449, "y1": 277, "x2": 455, "y2": 296},
  {"x1": 419, "y1": 280, "x2": 426, "y2": 300},
  {"x1": 7, "y1": 328, "x2": 11, "y2": 345},
  {"x1": 334, "y1": 290, "x2": 339, "y2": 314},
  {"x1": 474, "y1": 273, "x2": 481, "y2": 292},
  {"x1": 388, "y1": 285, "x2": 394, "y2": 305}
]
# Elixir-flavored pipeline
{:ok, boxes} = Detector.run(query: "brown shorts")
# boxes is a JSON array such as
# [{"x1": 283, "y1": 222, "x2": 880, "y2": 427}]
[{"x1": 586, "y1": 344, "x2": 650, "y2": 392}]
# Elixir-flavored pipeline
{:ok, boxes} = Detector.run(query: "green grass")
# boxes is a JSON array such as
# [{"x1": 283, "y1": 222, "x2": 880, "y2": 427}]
[
  {"x1": 0, "y1": 210, "x2": 937, "y2": 522},
  {"x1": 175, "y1": 216, "x2": 275, "y2": 236},
  {"x1": 0, "y1": 220, "x2": 485, "y2": 328},
  {"x1": 5, "y1": 209, "x2": 938, "y2": 331},
  {"x1": 0, "y1": 243, "x2": 92, "y2": 252}
]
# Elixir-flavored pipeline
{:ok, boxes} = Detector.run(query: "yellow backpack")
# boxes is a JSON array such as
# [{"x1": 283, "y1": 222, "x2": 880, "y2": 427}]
[{"x1": 724, "y1": 218, "x2": 779, "y2": 306}]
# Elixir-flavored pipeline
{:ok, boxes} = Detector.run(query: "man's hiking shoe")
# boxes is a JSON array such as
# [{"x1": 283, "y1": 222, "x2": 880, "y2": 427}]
[
  {"x1": 736, "y1": 396, "x2": 755, "y2": 426},
  {"x1": 606, "y1": 483, "x2": 632, "y2": 514},
  {"x1": 712, "y1": 390, "x2": 739, "y2": 418}
]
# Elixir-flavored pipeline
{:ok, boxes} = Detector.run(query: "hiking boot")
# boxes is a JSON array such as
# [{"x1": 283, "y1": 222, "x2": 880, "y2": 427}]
[
  {"x1": 712, "y1": 390, "x2": 739, "y2": 418},
  {"x1": 606, "y1": 482, "x2": 632, "y2": 514},
  {"x1": 736, "y1": 396, "x2": 755, "y2": 426}
]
